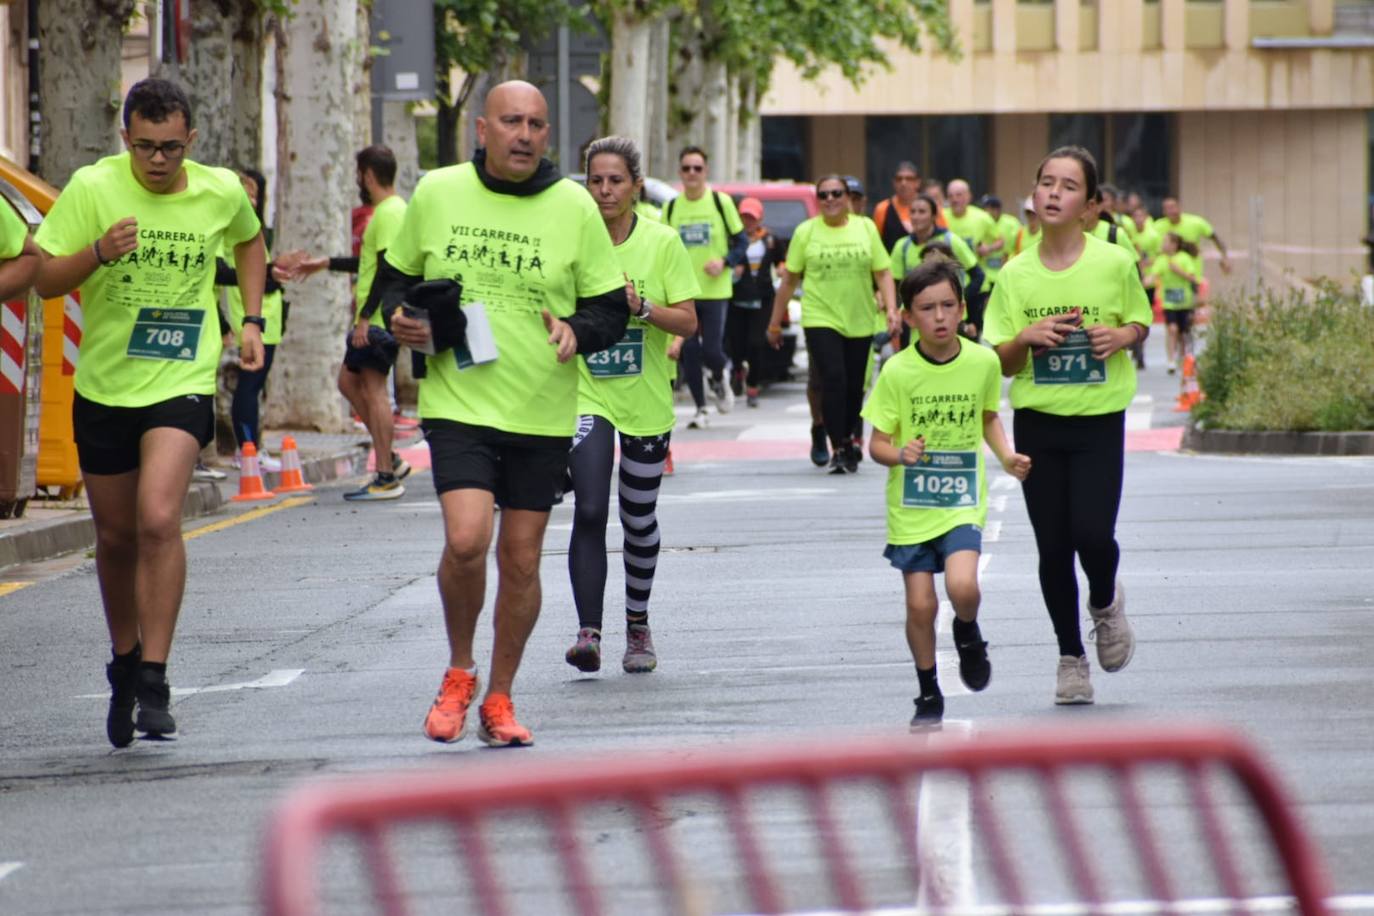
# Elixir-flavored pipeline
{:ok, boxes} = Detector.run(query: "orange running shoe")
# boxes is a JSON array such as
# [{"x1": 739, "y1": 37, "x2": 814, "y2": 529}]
[
  {"x1": 422, "y1": 667, "x2": 480, "y2": 743},
  {"x1": 478, "y1": 693, "x2": 534, "y2": 747},
  {"x1": 663, "y1": 449, "x2": 675, "y2": 477}
]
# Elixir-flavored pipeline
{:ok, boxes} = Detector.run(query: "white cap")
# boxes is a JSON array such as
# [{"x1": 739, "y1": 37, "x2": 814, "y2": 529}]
[{"x1": 1022, "y1": 196, "x2": 1035, "y2": 213}]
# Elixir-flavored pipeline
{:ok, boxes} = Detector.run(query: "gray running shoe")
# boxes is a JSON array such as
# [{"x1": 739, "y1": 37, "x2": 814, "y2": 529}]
[
  {"x1": 192, "y1": 461, "x2": 226, "y2": 481},
  {"x1": 1055, "y1": 655, "x2": 1094, "y2": 705},
  {"x1": 343, "y1": 474, "x2": 404, "y2": 501},
  {"x1": 1088, "y1": 581, "x2": 1135, "y2": 673},
  {"x1": 623, "y1": 623, "x2": 658, "y2": 673}
]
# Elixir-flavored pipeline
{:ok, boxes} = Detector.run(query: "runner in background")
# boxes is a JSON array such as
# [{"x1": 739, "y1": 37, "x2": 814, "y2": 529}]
[
  {"x1": 565, "y1": 136, "x2": 699, "y2": 676},
  {"x1": 872, "y1": 161, "x2": 922, "y2": 252},
  {"x1": 768, "y1": 175, "x2": 897, "y2": 475},
  {"x1": 942, "y1": 179, "x2": 1000, "y2": 337},
  {"x1": 726, "y1": 197, "x2": 782, "y2": 408},
  {"x1": 33, "y1": 78, "x2": 266, "y2": 746},
  {"x1": 920, "y1": 179, "x2": 947, "y2": 217},
  {"x1": 665, "y1": 146, "x2": 746, "y2": 428},
  {"x1": 889, "y1": 195, "x2": 983, "y2": 340},
  {"x1": 1154, "y1": 197, "x2": 1233, "y2": 275},
  {"x1": 979, "y1": 194, "x2": 1022, "y2": 293},
  {"x1": 1011, "y1": 195, "x2": 1042, "y2": 259},
  {"x1": 983, "y1": 145, "x2": 1151, "y2": 707},
  {"x1": 1145, "y1": 232, "x2": 1203, "y2": 375},
  {"x1": 865, "y1": 258, "x2": 1030, "y2": 728},
  {"x1": 1130, "y1": 202, "x2": 1162, "y2": 272}
]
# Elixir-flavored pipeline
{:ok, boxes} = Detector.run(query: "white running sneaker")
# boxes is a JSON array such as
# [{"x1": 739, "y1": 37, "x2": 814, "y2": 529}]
[
  {"x1": 711, "y1": 375, "x2": 734, "y2": 414},
  {"x1": 258, "y1": 452, "x2": 283, "y2": 473},
  {"x1": 1087, "y1": 581, "x2": 1135, "y2": 673},
  {"x1": 688, "y1": 408, "x2": 710, "y2": 429},
  {"x1": 1055, "y1": 655, "x2": 1094, "y2": 705}
]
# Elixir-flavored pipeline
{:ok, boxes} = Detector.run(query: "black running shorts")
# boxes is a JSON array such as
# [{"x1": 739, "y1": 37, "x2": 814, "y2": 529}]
[
  {"x1": 343, "y1": 327, "x2": 399, "y2": 375},
  {"x1": 422, "y1": 419, "x2": 570, "y2": 511},
  {"x1": 73, "y1": 392, "x2": 215, "y2": 476}
]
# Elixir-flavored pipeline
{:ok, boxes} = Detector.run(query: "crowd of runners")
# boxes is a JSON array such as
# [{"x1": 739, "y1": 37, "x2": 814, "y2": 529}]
[{"x1": 0, "y1": 75, "x2": 1237, "y2": 746}]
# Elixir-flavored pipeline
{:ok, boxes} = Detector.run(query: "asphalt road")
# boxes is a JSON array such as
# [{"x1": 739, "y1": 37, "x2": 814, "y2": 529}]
[{"x1": 2, "y1": 334, "x2": 1372, "y2": 915}]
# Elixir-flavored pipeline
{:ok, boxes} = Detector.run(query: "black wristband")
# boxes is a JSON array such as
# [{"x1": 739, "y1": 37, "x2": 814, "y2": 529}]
[
  {"x1": 93, "y1": 239, "x2": 109, "y2": 266},
  {"x1": 242, "y1": 316, "x2": 267, "y2": 331}
]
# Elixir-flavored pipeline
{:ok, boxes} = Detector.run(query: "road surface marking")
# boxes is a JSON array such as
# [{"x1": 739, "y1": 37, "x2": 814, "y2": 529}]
[
  {"x1": 792, "y1": 893, "x2": 1374, "y2": 914},
  {"x1": 990, "y1": 476, "x2": 1017, "y2": 491},
  {"x1": 977, "y1": 554, "x2": 991, "y2": 575},
  {"x1": 0, "y1": 862, "x2": 23, "y2": 883},
  {"x1": 914, "y1": 719, "x2": 975, "y2": 908},
  {"x1": 983, "y1": 521, "x2": 1002, "y2": 543},
  {"x1": 183, "y1": 496, "x2": 314, "y2": 541},
  {"x1": 0, "y1": 582, "x2": 34, "y2": 599},
  {"x1": 78, "y1": 669, "x2": 304, "y2": 700}
]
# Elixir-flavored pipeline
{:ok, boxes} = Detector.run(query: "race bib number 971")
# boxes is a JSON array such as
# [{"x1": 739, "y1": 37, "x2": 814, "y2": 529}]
[
  {"x1": 902, "y1": 451, "x2": 979, "y2": 509},
  {"x1": 126, "y1": 308, "x2": 203, "y2": 361},
  {"x1": 1031, "y1": 328, "x2": 1105, "y2": 385}
]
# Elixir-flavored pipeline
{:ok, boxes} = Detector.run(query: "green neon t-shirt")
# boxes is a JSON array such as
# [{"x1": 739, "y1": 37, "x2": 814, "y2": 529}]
[
  {"x1": 984, "y1": 234, "x2": 1153, "y2": 416},
  {"x1": 1013, "y1": 226, "x2": 1042, "y2": 259},
  {"x1": 221, "y1": 240, "x2": 284, "y2": 345},
  {"x1": 862, "y1": 340, "x2": 1003, "y2": 545},
  {"x1": 665, "y1": 187, "x2": 743, "y2": 300},
  {"x1": 384, "y1": 163, "x2": 624, "y2": 437},
  {"x1": 356, "y1": 193, "x2": 407, "y2": 328},
  {"x1": 1090, "y1": 220, "x2": 1139, "y2": 260},
  {"x1": 943, "y1": 206, "x2": 999, "y2": 279},
  {"x1": 1131, "y1": 222, "x2": 1162, "y2": 264},
  {"x1": 982, "y1": 213, "x2": 1021, "y2": 279},
  {"x1": 890, "y1": 229, "x2": 978, "y2": 282},
  {"x1": 1153, "y1": 213, "x2": 1214, "y2": 248},
  {"x1": 1, "y1": 201, "x2": 28, "y2": 259},
  {"x1": 577, "y1": 216, "x2": 700, "y2": 436},
  {"x1": 1148, "y1": 251, "x2": 1200, "y2": 310},
  {"x1": 786, "y1": 215, "x2": 890, "y2": 337},
  {"x1": 34, "y1": 153, "x2": 261, "y2": 408}
]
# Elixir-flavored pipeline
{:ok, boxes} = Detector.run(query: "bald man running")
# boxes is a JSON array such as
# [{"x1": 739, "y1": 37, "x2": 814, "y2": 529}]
[
  {"x1": 379, "y1": 81, "x2": 630, "y2": 747},
  {"x1": 943, "y1": 179, "x2": 1000, "y2": 337}
]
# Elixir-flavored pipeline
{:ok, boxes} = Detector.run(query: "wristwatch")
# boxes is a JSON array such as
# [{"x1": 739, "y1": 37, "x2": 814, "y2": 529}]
[
  {"x1": 242, "y1": 316, "x2": 267, "y2": 331},
  {"x1": 636, "y1": 300, "x2": 654, "y2": 322}
]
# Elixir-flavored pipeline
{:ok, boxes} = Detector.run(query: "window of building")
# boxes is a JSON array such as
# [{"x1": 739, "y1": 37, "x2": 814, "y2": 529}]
[
  {"x1": 1049, "y1": 114, "x2": 1106, "y2": 163},
  {"x1": 760, "y1": 117, "x2": 808, "y2": 182},
  {"x1": 864, "y1": 116, "x2": 990, "y2": 202},
  {"x1": 1047, "y1": 112, "x2": 1173, "y2": 212}
]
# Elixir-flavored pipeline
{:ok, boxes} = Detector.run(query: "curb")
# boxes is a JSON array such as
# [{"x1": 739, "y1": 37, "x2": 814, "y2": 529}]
[
  {"x1": 1182, "y1": 425, "x2": 1374, "y2": 456},
  {"x1": 0, "y1": 446, "x2": 367, "y2": 570}
]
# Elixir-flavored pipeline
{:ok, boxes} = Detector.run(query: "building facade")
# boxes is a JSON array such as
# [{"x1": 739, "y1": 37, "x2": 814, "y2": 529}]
[{"x1": 761, "y1": 0, "x2": 1374, "y2": 290}]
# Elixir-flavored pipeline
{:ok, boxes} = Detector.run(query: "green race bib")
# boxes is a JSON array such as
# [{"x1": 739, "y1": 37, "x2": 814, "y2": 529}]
[
  {"x1": 679, "y1": 223, "x2": 711, "y2": 248},
  {"x1": 126, "y1": 308, "x2": 203, "y2": 362},
  {"x1": 1164, "y1": 287, "x2": 1186, "y2": 305},
  {"x1": 586, "y1": 328, "x2": 644, "y2": 378},
  {"x1": 902, "y1": 451, "x2": 979, "y2": 509},
  {"x1": 1032, "y1": 329, "x2": 1106, "y2": 385},
  {"x1": 986, "y1": 255, "x2": 1004, "y2": 270},
  {"x1": 735, "y1": 299, "x2": 763, "y2": 311}
]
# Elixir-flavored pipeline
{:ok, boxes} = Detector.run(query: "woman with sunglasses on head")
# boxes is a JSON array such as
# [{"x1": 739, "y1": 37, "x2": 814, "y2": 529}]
[
  {"x1": 769, "y1": 175, "x2": 898, "y2": 474},
  {"x1": 983, "y1": 146, "x2": 1153, "y2": 706},
  {"x1": 565, "y1": 136, "x2": 700, "y2": 675}
]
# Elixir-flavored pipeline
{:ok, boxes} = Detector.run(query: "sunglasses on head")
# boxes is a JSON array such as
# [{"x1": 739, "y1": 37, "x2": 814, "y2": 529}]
[
  {"x1": 680, "y1": 164, "x2": 705, "y2": 173},
  {"x1": 817, "y1": 189, "x2": 847, "y2": 201}
]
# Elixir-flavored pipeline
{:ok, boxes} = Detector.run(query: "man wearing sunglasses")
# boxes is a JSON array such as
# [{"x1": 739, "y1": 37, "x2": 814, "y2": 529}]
[
  {"x1": 664, "y1": 146, "x2": 747, "y2": 429},
  {"x1": 34, "y1": 78, "x2": 267, "y2": 748}
]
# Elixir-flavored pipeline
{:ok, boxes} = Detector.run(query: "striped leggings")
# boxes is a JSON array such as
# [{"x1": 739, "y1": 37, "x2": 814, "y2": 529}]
[{"x1": 567, "y1": 414, "x2": 671, "y2": 631}]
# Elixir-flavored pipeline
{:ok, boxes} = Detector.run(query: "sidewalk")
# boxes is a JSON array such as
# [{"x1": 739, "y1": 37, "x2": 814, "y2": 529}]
[{"x1": 0, "y1": 426, "x2": 399, "y2": 570}]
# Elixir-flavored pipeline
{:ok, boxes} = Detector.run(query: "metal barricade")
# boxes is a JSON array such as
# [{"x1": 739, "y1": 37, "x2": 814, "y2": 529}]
[{"x1": 0, "y1": 180, "x2": 43, "y2": 518}]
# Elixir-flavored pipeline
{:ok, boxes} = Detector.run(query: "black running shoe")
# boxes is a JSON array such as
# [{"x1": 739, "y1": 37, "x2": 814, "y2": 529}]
[
  {"x1": 955, "y1": 627, "x2": 992, "y2": 692},
  {"x1": 105, "y1": 651, "x2": 140, "y2": 748},
  {"x1": 842, "y1": 443, "x2": 860, "y2": 473},
  {"x1": 135, "y1": 667, "x2": 177, "y2": 739},
  {"x1": 910, "y1": 693, "x2": 944, "y2": 730},
  {"x1": 810, "y1": 426, "x2": 829, "y2": 467},
  {"x1": 827, "y1": 451, "x2": 847, "y2": 475}
]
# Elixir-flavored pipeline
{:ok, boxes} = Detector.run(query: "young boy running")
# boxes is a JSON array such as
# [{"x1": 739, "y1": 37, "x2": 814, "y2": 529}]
[{"x1": 863, "y1": 259, "x2": 1030, "y2": 729}]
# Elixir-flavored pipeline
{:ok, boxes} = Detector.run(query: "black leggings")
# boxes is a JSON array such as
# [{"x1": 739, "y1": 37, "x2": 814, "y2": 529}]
[
  {"x1": 567, "y1": 415, "x2": 671, "y2": 630},
  {"x1": 725, "y1": 301, "x2": 771, "y2": 388},
  {"x1": 1013, "y1": 409, "x2": 1126, "y2": 658},
  {"x1": 232, "y1": 343, "x2": 277, "y2": 447},
  {"x1": 804, "y1": 327, "x2": 870, "y2": 449},
  {"x1": 680, "y1": 298, "x2": 729, "y2": 409}
]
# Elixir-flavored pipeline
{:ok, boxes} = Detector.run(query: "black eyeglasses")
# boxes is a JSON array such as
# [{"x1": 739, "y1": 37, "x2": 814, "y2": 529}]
[
  {"x1": 130, "y1": 140, "x2": 188, "y2": 161},
  {"x1": 817, "y1": 189, "x2": 846, "y2": 201},
  {"x1": 680, "y1": 164, "x2": 705, "y2": 173}
]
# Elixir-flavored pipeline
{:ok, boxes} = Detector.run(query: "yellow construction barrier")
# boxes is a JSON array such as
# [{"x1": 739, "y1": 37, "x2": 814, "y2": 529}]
[{"x1": 0, "y1": 155, "x2": 82, "y2": 497}]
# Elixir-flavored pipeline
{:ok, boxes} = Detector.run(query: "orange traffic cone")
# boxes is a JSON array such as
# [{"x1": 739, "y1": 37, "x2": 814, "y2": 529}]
[
  {"x1": 1174, "y1": 354, "x2": 1202, "y2": 412},
  {"x1": 272, "y1": 435, "x2": 314, "y2": 494},
  {"x1": 231, "y1": 442, "x2": 277, "y2": 502}
]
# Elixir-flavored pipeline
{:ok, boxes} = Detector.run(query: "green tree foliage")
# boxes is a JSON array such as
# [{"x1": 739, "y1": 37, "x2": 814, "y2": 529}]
[{"x1": 431, "y1": 0, "x2": 588, "y2": 165}]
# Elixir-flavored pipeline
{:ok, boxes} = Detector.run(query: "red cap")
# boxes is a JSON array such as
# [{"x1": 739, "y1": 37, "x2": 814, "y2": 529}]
[{"x1": 738, "y1": 197, "x2": 764, "y2": 220}]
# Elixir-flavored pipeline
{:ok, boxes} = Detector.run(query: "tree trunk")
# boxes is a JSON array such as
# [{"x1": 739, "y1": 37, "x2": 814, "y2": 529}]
[
  {"x1": 158, "y1": 0, "x2": 235, "y2": 168},
  {"x1": 353, "y1": 1, "x2": 372, "y2": 151},
  {"x1": 382, "y1": 101, "x2": 420, "y2": 198},
  {"x1": 35, "y1": 0, "x2": 135, "y2": 186},
  {"x1": 666, "y1": 17, "x2": 705, "y2": 160},
  {"x1": 229, "y1": 3, "x2": 265, "y2": 170},
  {"x1": 737, "y1": 79, "x2": 762, "y2": 181},
  {"x1": 644, "y1": 19, "x2": 672, "y2": 179},
  {"x1": 701, "y1": 58, "x2": 728, "y2": 169},
  {"x1": 607, "y1": 11, "x2": 651, "y2": 147},
  {"x1": 265, "y1": 0, "x2": 359, "y2": 432}
]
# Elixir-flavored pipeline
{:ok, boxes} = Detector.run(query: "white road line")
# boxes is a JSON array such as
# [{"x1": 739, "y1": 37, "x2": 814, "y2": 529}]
[
  {"x1": 983, "y1": 521, "x2": 1002, "y2": 543},
  {"x1": 990, "y1": 476, "x2": 1017, "y2": 491},
  {"x1": 0, "y1": 862, "x2": 23, "y2": 882},
  {"x1": 76, "y1": 669, "x2": 305, "y2": 700},
  {"x1": 914, "y1": 719, "x2": 975, "y2": 909},
  {"x1": 977, "y1": 554, "x2": 991, "y2": 576},
  {"x1": 988, "y1": 495, "x2": 1008, "y2": 513}
]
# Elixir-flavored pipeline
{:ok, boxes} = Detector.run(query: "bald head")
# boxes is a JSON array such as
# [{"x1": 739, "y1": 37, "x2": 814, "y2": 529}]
[
  {"x1": 947, "y1": 179, "x2": 971, "y2": 214},
  {"x1": 478, "y1": 80, "x2": 551, "y2": 182}
]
